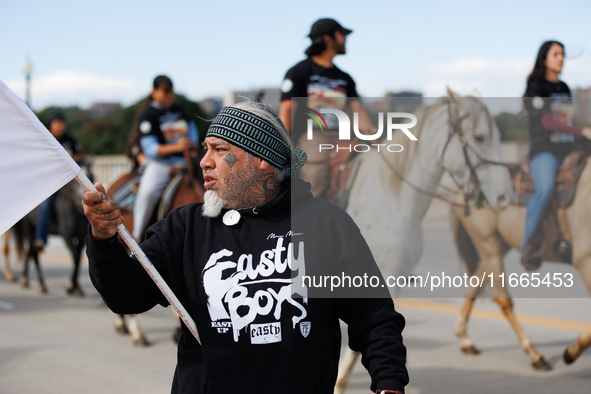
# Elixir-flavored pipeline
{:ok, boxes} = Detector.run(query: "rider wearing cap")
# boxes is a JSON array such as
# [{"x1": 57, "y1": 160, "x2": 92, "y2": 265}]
[{"x1": 279, "y1": 18, "x2": 376, "y2": 200}]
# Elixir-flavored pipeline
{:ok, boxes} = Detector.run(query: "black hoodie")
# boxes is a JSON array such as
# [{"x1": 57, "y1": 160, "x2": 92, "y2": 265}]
[{"x1": 86, "y1": 179, "x2": 408, "y2": 393}]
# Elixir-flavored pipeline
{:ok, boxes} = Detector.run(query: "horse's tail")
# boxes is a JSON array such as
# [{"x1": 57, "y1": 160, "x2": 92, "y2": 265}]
[
  {"x1": 449, "y1": 213, "x2": 480, "y2": 275},
  {"x1": 11, "y1": 221, "x2": 26, "y2": 260}
]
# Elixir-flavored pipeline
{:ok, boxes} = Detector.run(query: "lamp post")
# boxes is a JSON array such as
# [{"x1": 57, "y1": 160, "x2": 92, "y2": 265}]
[{"x1": 23, "y1": 58, "x2": 32, "y2": 107}]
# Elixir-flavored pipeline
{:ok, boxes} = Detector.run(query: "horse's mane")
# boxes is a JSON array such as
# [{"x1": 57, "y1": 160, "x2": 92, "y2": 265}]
[
  {"x1": 384, "y1": 98, "x2": 447, "y2": 194},
  {"x1": 381, "y1": 95, "x2": 495, "y2": 195}
]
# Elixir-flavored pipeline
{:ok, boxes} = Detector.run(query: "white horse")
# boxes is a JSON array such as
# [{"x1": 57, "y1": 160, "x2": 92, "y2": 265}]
[{"x1": 335, "y1": 91, "x2": 514, "y2": 393}]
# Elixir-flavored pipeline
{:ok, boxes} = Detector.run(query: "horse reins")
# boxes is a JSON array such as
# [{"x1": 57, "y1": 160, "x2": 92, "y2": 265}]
[{"x1": 381, "y1": 100, "x2": 507, "y2": 215}]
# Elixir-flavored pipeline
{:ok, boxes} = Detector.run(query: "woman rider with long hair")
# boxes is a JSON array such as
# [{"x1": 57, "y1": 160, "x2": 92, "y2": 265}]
[{"x1": 521, "y1": 41, "x2": 591, "y2": 269}]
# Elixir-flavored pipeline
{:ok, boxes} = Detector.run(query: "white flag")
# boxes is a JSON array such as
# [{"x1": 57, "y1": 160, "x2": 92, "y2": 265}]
[{"x1": 0, "y1": 79, "x2": 80, "y2": 235}]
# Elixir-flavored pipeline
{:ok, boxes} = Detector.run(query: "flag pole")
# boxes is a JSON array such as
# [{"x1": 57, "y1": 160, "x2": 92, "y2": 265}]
[{"x1": 75, "y1": 170, "x2": 201, "y2": 344}]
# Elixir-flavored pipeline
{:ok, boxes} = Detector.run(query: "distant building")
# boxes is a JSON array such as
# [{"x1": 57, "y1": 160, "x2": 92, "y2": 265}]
[
  {"x1": 88, "y1": 102, "x2": 122, "y2": 119},
  {"x1": 572, "y1": 87, "x2": 591, "y2": 126},
  {"x1": 384, "y1": 91, "x2": 423, "y2": 113},
  {"x1": 223, "y1": 88, "x2": 281, "y2": 112},
  {"x1": 199, "y1": 97, "x2": 224, "y2": 117}
]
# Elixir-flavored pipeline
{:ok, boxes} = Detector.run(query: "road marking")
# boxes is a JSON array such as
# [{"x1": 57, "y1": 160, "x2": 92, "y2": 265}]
[
  {"x1": 396, "y1": 299, "x2": 591, "y2": 332},
  {"x1": 7, "y1": 246, "x2": 591, "y2": 333}
]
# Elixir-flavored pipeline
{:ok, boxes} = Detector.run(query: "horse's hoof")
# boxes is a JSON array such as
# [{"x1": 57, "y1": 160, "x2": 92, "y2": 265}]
[
  {"x1": 65, "y1": 285, "x2": 84, "y2": 298},
  {"x1": 531, "y1": 356, "x2": 552, "y2": 371},
  {"x1": 20, "y1": 277, "x2": 29, "y2": 288},
  {"x1": 133, "y1": 336, "x2": 150, "y2": 347},
  {"x1": 563, "y1": 346, "x2": 577, "y2": 365},
  {"x1": 115, "y1": 324, "x2": 129, "y2": 335},
  {"x1": 172, "y1": 327, "x2": 181, "y2": 344},
  {"x1": 39, "y1": 284, "x2": 49, "y2": 294},
  {"x1": 461, "y1": 345, "x2": 480, "y2": 355},
  {"x1": 3, "y1": 271, "x2": 16, "y2": 283}
]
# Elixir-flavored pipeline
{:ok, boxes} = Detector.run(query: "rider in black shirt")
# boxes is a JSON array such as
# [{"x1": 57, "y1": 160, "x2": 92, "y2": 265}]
[{"x1": 279, "y1": 18, "x2": 375, "y2": 200}]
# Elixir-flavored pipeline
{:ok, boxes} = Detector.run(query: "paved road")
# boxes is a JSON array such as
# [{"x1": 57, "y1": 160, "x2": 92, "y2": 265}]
[{"x1": 1, "y1": 200, "x2": 590, "y2": 393}]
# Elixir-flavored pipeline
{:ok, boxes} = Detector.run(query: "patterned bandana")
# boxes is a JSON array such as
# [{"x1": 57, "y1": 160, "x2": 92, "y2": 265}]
[{"x1": 206, "y1": 106, "x2": 307, "y2": 179}]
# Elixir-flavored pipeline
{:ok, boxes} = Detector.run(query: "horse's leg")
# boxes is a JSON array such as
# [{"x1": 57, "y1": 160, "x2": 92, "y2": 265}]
[
  {"x1": 2, "y1": 231, "x2": 16, "y2": 282},
  {"x1": 127, "y1": 315, "x2": 149, "y2": 346},
  {"x1": 564, "y1": 331, "x2": 591, "y2": 364},
  {"x1": 21, "y1": 247, "x2": 31, "y2": 289},
  {"x1": 564, "y1": 257, "x2": 591, "y2": 364},
  {"x1": 455, "y1": 296, "x2": 480, "y2": 355},
  {"x1": 114, "y1": 314, "x2": 129, "y2": 334},
  {"x1": 334, "y1": 349, "x2": 359, "y2": 394},
  {"x1": 493, "y1": 297, "x2": 550, "y2": 370},
  {"x1": 65, "y1": 241, "x2": 84, "y2": 297},
  {"x1": 171, "y1": 309, "x2": 181, "y2": 344},
  {"x1": 32, "y1": 249, "x2": 48, "y2": 294}
]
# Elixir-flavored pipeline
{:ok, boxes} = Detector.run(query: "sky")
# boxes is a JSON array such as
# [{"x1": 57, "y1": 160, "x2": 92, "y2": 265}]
[{"x1": 1, "y1": 0, "x2": 590, "y2": 110}]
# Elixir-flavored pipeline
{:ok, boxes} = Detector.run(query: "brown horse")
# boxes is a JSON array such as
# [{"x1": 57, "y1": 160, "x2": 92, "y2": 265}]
[
  {"x1": 450, "y1": 158, "x2": 591, "y2": 370},
  {"x1": 105, "y1": 158, "x2": 205, "y2": 345}
]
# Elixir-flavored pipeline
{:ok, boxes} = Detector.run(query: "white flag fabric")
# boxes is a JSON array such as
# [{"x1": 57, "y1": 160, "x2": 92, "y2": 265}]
[{"x1": 0, "y1": 79, "x2": 80, "y2": 236}]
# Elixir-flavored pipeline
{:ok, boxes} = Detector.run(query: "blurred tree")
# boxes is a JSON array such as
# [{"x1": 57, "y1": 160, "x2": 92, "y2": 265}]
[
  {"x1": 35, "y1": 95, "x2": 211, "y2": 155},
  {"x1": 79, "y1": 118, "x2": 126, "y2": 155},
  {"x1": 494, "y1": 112, "x2": 529, "y2": 141}
]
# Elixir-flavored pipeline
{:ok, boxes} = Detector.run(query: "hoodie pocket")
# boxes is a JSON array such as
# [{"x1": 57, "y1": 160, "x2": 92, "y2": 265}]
[{"x1": 207, "y1": 367, "x2": 313, "y2": 393}]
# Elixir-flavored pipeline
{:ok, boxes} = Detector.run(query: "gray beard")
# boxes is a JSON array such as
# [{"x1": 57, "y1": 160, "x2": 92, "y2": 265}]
[{"x1": 202, "y1": 190, "x2": 227, "y2": 218}]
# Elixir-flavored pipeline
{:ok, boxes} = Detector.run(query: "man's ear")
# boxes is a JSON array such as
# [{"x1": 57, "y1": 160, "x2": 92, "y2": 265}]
[{"x1": 258, "y1": 159, "x2": 270, "y2": 170}]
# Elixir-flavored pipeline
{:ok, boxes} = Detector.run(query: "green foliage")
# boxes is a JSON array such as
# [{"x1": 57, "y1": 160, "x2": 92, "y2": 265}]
[
  {"x1": 35, "y1": 95, "x2": 212, "y2": 155},
  {"x1": 78, "y1": 118, "x2": 126, "y2": 155},
  {"x1": 494, "y1": 112, "x2": 529, "y2": 141}
]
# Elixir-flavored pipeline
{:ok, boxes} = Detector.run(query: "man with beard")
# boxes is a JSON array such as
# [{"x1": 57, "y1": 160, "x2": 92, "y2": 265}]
[
  {"x1": 82, "y1": 101, "x2": 408, "y2": 394},
  {"x1": 279, "y1": 18, "x2": 375, "y2": 200}
]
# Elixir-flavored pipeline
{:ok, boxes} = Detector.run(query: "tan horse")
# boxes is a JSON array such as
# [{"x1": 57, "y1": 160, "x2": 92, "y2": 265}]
[{"x1": 450, "y1": 159, "x2": 591, "y2": 370}]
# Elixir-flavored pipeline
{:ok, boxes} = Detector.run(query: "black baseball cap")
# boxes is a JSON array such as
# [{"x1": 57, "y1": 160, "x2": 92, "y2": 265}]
[{"x1": 308, "y1": 18, "x2": 352, "y2": 39}]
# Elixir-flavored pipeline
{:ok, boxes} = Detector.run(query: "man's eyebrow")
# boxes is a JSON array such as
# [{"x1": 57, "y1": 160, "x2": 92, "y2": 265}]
[{"x1": 205, "y1": 140, "x2": 231, "y2": 148}]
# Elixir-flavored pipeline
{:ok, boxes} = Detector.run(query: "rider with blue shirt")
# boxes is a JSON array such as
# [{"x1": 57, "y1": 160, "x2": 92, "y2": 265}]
[{"x1": 132, "y1": 75, "x2": 199, "y2": 241}]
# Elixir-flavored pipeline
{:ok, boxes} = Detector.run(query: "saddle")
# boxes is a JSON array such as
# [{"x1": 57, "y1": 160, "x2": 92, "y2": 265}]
[
  {"x1": 510, "y1": 150, "x2": 589, "y2": 264},
  {"x1": 510, "y1": 150, "x2": 589, "y2": 208}
]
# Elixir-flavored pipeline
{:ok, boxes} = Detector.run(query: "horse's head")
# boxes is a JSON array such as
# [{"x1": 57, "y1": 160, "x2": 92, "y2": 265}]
[
  {"x1": 62, "y1": 158, "x2": 94, "y2": 213},
  {"x1": 438, "y1": 89, "x2": 513, "y2": 210}
]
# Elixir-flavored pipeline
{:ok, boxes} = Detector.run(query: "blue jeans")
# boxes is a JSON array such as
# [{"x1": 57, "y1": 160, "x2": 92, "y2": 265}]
[
  {"x1": 35, "y1": 193, "x2": 56, "y2": 243},
  {"x1": 522, "y1": 152, "x2": 562, "y2": 250}
]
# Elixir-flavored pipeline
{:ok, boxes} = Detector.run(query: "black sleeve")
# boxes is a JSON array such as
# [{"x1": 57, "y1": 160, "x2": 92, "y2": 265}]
[
  {"x1": 330, "y1": 213, "x2": 408, "y2": 392},
  {"x1": 137, "y1": 107, "x2": 160, "y2": 140},
  {"x1": 281, "y1": 63, "x2": 308, "y2": 101},
  {"x1": 345, "y1": 73, "x2": 359, "y2": 98},
  {"x1": 338, "y1": 298, "x2": 408, "y2": 392},
  {"x1": 85, "y1": 211, "x2": 186, "y2": 314},
  {"x1": 524, "y1": 81, "x2": 551, "y2": 118}
]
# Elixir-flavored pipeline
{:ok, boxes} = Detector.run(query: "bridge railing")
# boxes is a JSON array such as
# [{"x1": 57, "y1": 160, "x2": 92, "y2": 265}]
[{"x1": 90, "y1": 155, "x2": 133, "y2": 189}]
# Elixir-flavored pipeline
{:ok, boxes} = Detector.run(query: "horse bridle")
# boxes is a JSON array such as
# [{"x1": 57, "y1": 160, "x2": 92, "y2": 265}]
[
  {"x1": 379, "y1": 100, "x2": 507, "y2": 215},
  {"x1": 439, "y1": 100, "x2": 509, "y2": 214}
]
